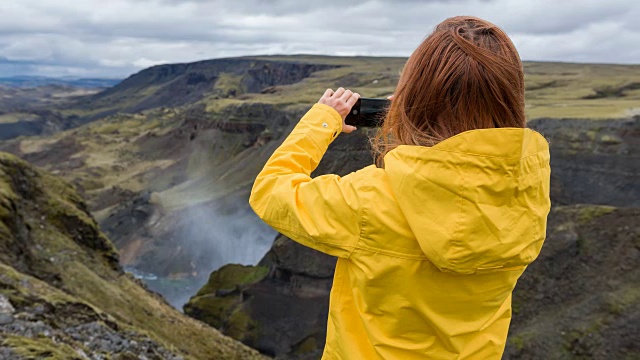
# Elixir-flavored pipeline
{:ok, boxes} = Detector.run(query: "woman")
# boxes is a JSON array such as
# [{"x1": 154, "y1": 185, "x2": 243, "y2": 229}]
[{"x1": 250, "y1": 16, "x2": 551, "y2": 360}]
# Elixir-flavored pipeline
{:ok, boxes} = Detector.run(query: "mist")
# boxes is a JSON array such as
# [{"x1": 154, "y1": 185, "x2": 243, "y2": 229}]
[{"x1": 134, "y1": 195, "x2": 277, "y2": 309}]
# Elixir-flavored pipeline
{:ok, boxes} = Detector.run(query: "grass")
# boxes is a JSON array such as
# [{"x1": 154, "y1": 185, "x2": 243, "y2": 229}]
[
  {"x1": 522, "y1": 61, "x2": 640, "y2": 119},
  {"x1": 0, "y1": 112, "x2": 40, "y2": 124},
  {"x1": 2, "y1": 334, "x2": 82, "y2": 360}
]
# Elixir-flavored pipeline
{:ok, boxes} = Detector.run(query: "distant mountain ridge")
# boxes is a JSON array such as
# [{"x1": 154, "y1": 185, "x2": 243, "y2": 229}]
[
  {"x1": 74, "y1": 58, "x2": 340, "y2": 120},
  {"x1": 0, "y1": 76, "x2": 121, "y2": 88}
]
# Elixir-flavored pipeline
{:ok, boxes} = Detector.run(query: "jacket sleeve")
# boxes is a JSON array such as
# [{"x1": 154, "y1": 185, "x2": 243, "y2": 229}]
[{"x1": 249, "y1": 103, "x2": 363, "y2": 258}]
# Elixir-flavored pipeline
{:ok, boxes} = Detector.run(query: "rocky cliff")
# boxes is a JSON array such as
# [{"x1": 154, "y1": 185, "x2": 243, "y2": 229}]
[
  {"x1": 0, "y1": 152, "x2": 266, "y2": 359},
  {"x1": 184, "y1": 116, "x2": 640, "y2": 359}
]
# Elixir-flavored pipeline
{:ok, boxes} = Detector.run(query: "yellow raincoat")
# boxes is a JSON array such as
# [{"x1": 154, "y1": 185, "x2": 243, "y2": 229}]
[{"x1": 250, "y1": 104, "x2": 551, "y2": 359}]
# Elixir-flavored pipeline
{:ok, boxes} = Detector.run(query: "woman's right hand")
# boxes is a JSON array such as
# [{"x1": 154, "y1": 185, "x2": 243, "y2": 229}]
[{"x1": 318, "y1": 87, "x2": 360, "y2": 134}]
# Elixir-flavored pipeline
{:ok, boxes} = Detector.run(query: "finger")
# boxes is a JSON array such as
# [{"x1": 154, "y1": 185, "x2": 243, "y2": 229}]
[
  {"x1": 323, "y1": 88, "x2": 334, "y2": 98},
  {"x1": 333, "y1": 87, "x2": 345, "y2": 98},
  {"x1": 342, "y1": 125, "x2": 357, "y2": 133},
  {"x1": 387, "y1": 94, "x2": 395, "y2": 101},
  {"x1": 346, "y1": 92, "x2": 360, "y2": 108},
  {"x1": 339, "y1": 89, "x2": 353, "y2": 102}
]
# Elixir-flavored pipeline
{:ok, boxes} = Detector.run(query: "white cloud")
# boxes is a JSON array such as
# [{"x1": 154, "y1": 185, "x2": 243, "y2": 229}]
[
  {"x1": 132, "y1": 57, "x2": 169, "y2": 68},
  {"x1": 0, "y1": 0, "x2": 638, "y2": 77}
]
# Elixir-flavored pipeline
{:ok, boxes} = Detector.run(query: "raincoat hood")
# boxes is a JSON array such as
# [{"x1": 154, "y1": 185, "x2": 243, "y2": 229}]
[{"x1": 384, "y1": 128, "x2": 551, "y2": 275}]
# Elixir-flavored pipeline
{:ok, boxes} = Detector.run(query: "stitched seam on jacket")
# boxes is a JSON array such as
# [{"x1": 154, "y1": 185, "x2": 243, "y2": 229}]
[
  {"x1": 267, "y1": 221, "x2": 357, "y2": 249},
  {"x1": 449, "y1": 162, "x2": 466, "y2": 269},
  {"x1": 419, "y1": 148, "x2": 549, "y2": 160},
  {"x1": 349, "y1": 170, "x2": 374, "y2": 260},
  {"x1": 353, "y1": 245, "x2": 429, "y2": 260},
  {"x1": 287, "y1": 132, "x2": 323, "y2": 154}
]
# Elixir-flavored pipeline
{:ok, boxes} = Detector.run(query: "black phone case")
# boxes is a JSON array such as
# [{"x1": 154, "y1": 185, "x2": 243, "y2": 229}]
[{"x1": 345, "y1": 98, "x2": 389, "y2": 127}]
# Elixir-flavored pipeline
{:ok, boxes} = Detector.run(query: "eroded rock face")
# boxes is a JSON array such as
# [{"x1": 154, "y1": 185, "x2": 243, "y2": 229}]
[
  {"x1": 186, "y1": 117, "x2": 640, "y2": 359},
  {"x1": 529, "y1": 117, "x2": 640, "y2": 207}
]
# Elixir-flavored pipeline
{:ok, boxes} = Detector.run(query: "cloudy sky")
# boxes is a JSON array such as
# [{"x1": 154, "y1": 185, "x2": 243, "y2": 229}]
[{"x1": 1, "y1": 0, "x2": 638, "y2": 78}]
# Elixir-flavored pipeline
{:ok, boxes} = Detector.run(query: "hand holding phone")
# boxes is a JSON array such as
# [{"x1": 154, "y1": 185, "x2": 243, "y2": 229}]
[{"x1": 318, "y1": 87, "x2": 360, "y2": 133}]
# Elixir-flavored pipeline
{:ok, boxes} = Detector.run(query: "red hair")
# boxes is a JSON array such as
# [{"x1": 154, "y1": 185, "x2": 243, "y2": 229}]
[{"x1": 373, "y1": 16, "x2": 526, "y2": 167}]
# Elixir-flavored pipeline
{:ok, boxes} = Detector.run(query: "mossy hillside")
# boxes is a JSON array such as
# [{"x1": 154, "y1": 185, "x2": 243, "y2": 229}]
[
  {"x1": 1, "y1": 108, "x2": 185, "y2": 216},
  {"x1": 244, "y1": 56, "x2": 640, "y2": 119},
  {"x1": 0, "y1": 152, "x2": 120, "y2": 278},
  {"x1": 195, "y1": 264, "x2": 269, "y2": 296},
  {"x1": 0, "y1": 152, "x2": 266, "y2": 359}
]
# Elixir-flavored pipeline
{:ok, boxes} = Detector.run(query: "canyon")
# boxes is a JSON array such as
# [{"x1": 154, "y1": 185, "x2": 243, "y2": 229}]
[{"x1": 1, "y1": 56, "x2": 639, "y2": 359}]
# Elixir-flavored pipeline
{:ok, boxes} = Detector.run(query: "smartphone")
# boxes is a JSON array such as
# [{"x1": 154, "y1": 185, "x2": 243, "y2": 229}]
[{"x1": 345, "y1": 98, "x2": 390, "y2": 127}]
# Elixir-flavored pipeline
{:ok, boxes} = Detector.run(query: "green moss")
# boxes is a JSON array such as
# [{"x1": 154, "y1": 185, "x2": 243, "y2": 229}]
[
  {"x1": 604, "y1": 285, "x2": 640, "y2": 315},
  {"x1": 509, "y1": 335, "x2": 525, "y2": 351},
  {"x1": 185, "y1": 294, "x2": 240, "y2": 328},
  {"x1": 226, "y1": 306, "x2": 258, "y2": 343},
  {"x1": 294, "y1": 336, "x2": 319, "y2": 355},
  {"x1": 576, "y1": 205, "x2": 616, "y2": 224},
  {"x1": 196, "y1": 264, "x2": 269, "y2": 296},
  {"x1": 512, "y1": 300, "x2": 521, "y2": 315},
  {"x1": 3, "y1": 334, "x2": 82, "y2": 359},
  {"x1": 600, "y1": 134, "x2": 622, "y2": 144},
  {"x1": 508, "y1": 331, "x2": 537, "y2": 353},
  {"x1": 214, "y1": 73, "x2": 245, "y2": 97}
]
